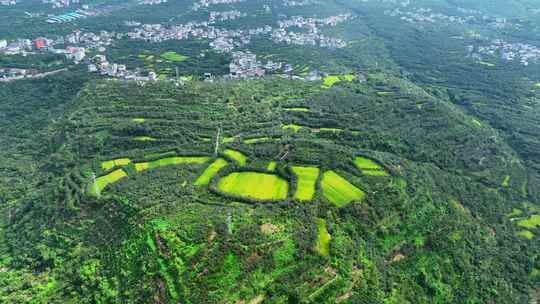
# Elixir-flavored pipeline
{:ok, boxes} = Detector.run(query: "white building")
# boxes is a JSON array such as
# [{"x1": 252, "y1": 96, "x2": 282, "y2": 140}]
[{"x1": 0, "y1": 40, "x2": 7, "y2": 49}]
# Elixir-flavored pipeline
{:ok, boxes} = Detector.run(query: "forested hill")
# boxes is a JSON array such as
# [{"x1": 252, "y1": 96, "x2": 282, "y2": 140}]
[{"x1": 1, "y1": 73, "x2": 538, "y2": 302}]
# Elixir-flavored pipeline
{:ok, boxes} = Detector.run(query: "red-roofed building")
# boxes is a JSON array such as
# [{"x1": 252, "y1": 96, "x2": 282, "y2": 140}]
[{"x1": 34, "y1": 38, "x2": 47, "y2": 49}]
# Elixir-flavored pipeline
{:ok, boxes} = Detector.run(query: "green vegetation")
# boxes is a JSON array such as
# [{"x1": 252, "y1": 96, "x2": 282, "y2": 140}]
[
  {"x1": 132, "y1": 118, "x2": 146, "y2": 123},
  {"x1": 282, "y1": 124, "x2": 303, "y2": 132},
  {"x1": 134, "y1": 156, "x2": 210, "y2": 172},
  {"x1": 244, "y1": 137, "x2": 271, "y2": 144},
  {"x1": 283, "y1": 107, "x2": 310, "y2": 112},
  {"x1": 88, "y1": 169, "x2": 128, "y2": 196},
  {"x1": 223, "y1": 149, "x2": 247, "y2": 166},
  {"x1": 101, "y1": 158, "x2": 131, "y2": 171},
  {"x1": 217, "y1": 172, "x2": 288, "y2": 201},
  {"x1": 517, "y1": 215, "x2": 540, "y2": 229},
  {"x1": 133, "y1": 136, "x2": 157, "y2": 142},
  {"x1": 321, "y1": 171, "x2": 365, "y2": 207},
  {"x1": 355, "y1": 156, "x2": 389, "y2": 176},
  {"x1": 161, "y1": 51, "x2": 189, "y2": 62},
  {"x1": 316, "y1": 218, "x2": 331, "y2": 256},
  {"x1": 291, "y1": 166, "x2": 319, "y2": 201},
  {"x1": 502, "y1": 175, "x2": 511, "y2": 187},
  {"x1": 267, "y1": 161, "x2": 277, "y2": 172},
  {"x1": 195, "y1": 158, "x2": 228, "y2": 186},
  {"x1": 516, "y1": 230, "x2": 535, "y2": 240},
  {"x1": 322, "y1": 74, "x2": 355, "y2": 88}
]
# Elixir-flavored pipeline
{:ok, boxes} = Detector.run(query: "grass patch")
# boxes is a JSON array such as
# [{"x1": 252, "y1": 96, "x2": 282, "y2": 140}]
[
  {"x1": 195, "y1": 158, "x2": 228, "y2": 186},
  {"x1": 217, "y1": 172, "x2": 288, "y2": 201},
  {"x1": 283, "y1": 107, "x2": 309, "y2": 112},
  {"x1": 223, "y1": 149, "x2": 247, "y2": 166},
  {"x1": 101, "y1": 158, "x2": 131, "y2": 171},
  {"x1": 316, "y1": 218, "x2": 331, "y2": 256},
  {"x1": 535, "y1": 83, "x2": 540, "y2": 88},
  {"x1": 363, "y1": 170, "x2": 389, "y2": 177},
  {"x1": 377, "y1": 91, "x2": 393, "y2": 97},
  {"x1": 322, "y1": 74, "x2": 355, "y2": 89},
  {"x1": 516, "y1": 230, "x2": 534, "y2": 239},
  {"x1": 134, "y1": 156, "x2": 210, "y2": 172},
  {"x1": 133, "y1": 136, "x2": 156, "y2": 142},
  {"x1": 479, "y1": 61, "x2": 496, "y2": 67},
  {"x1": 517, "y1": 215, "x2": 540, "y2": 229},
  {"x1": 507, "y1": 208, "x2": 523, "y2": 217},
  {"x1": 292, "y1": 166, "x2": 319, "y2": 201},
  {"x1": 283, "y1": 124, "x2": 303, "y2": 132},
  {"x1": 222, "y1": 136, "x2": 237, "y2": 144},
  {"x1": 355, "y1": 157, "x2": 382, "y2": 170},
  {"x1": 472, "y1": 119, "x2": 482, "y2": 127},
  {"x1": 89, "y1": 169, "x2": 127, "y2": 196},
  {"x1": 321, "y1": 171, "x2": 365, "y2": 207},
  {"x1": 319, "y1": 127, "x2": 342, "y2": 132},
  {"x1": 161, "y1": 51, "x2": 189, "y2": 62},
  {"x1": 355, "y1": 157, "x2": 388, "y2": 176},
  {"x1": 132, "y1": 118, "x2": 146, "y2": 123},
  {"x1": 267, "y1": 161, "x2": 277, "y2": 172},
  {"x1": 502, "y1": 175, "x2": 511, "y2": 187},
  {"x1": 322, "y1": 75, "x2": 341, "y2": 88},
  {"x1": 244, "y1": 137, "x2": 270, "y2": 144}
]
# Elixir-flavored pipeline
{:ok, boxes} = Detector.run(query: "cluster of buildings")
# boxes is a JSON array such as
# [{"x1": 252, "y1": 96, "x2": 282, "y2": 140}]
[
  {"x1": 278, "y1": 14, "x2": 353, "y2": 29},
  {"x1": 46, "y1": 11, "x2": 88, "y2": 24},
  {"x1": 192, "y1": 0, "x2": 244, "y2": 11},
  {"x1": 126, "y1": 11, "x2": 351, "y2": 53},
  {"x1": 139, "y1": 0, "x2": 167, "y2": 5},
  {"x1": 0, "y1": 0, "x2": 18, "y2": 6},
  {"x1": 0, "y1": 68, "x2": 30, "y2": 81},
  {"x1": 228, "y1": 51, "x2": 286, "y2": 79},
  {"x1": 209, "y1": 10, "x2": 246, "y2": 23},
  {"x1": 282, "y1": 0, "x2": 314, "y2": 7},
  {"x1": 472, "y1": 39, "x2": 540, "y2": 66},
  {"x1": 41, "y1": 0, "x2": 80, "y2": 9},
  {"x1": 87, "y1": 54, "x2": 157, "y2": 81}
]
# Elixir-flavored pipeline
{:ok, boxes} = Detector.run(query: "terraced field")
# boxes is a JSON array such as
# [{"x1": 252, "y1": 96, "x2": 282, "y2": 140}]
[
  {"x1": 321, "y1": 171, "x2": 365, "y2": 207},
  {"x1": 134, "y1": 156, "x2": 210, "y2": 172},
  {"x1": 102, "y1": 158, "x2": 131, "y2": 171},
  {"x1": 292, "y1": 166, "x2": 319, "y2": 201},
  {"x1": 316, "y1": 218, "x2": 331, "y2": 256},
  {"x1": 195, "y1": 158, "x2": 228, "y2": 186},
  {"x1": 355, "y1": 157, "x2": 389, "y2": 176},
  {"x1": 223, "y1": 149, "x2": 247, "y2": 166},
  {"x1": 217, "y1": 172, "x2": 289, "y2": 201},
  {"x1": 89, "y1": 169, "x2": 128, "y2": 196}
]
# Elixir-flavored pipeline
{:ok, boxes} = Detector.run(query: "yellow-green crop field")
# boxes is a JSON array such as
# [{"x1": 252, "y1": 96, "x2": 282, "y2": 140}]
[
  {"x1": 133, "y1": 136, "x2": 157, "y2": 142},
  {"x1": 101, "y1": 158, "x2": 131, "y2": 171},
  {"x1": 267, "y1": 161, "x2": 277, "y2": 171},
  {"x1": 319, "y1": 127, "x2": 342, "y2": 132},
  {"x1": 161, "y1": 51, "x2": 189, "y2": 62},
  {"x1": 224, "y1": 149, "x2": 247, "y2": 166},
  {"x1": 355, "y1": 157, "x2": 389, "y2": 176},
  {"x1": 322, "y1": 74, "x2": 355, "y2": 89},
  {"x1": 355, "y1": 157, "x2": 382, "y2": 170},
  {"x1": 217, "y1": 172, "x2": 288, "y2": 201},
  {"x1": 282, "y1": 124, "x2": 303, "y2": 132},
  {"x1": 516, "y1": 230, "x2": 535, "y2": 240},
  {"x1": 244, "y1": 137, "x2": 271, "y2": 144},
  {"x1": 292, "y1": 166, "x2": 319, "y2": 201},
  {"x1": 89, "y1": 169, "x2": 128, "y2": 196},
  {"x1": 536, "y1": 83, "x2": 540, "y2": 88},
  {"x1": 517, "y1": 215, "x2": 540, "y2": 229},
  {"x1": 321, "y1": 171, "x2": 365, "y2": 207},
  {"x1": 195, "y1": 158, "x2": 228, "y2": 186},
  {"x1": 132, "y1": 118, "x2": 146, "y2": 123},
  {"x1": 135, "y1": 156, "x2": 210, "y2": 172},
  {"x1": 316, "y1": 218, "x2": 331, "y2": 256},
  {"x1": 502, "y1": 175, "x2": 511, "y2": 187},
  {"x1": 284, "y1": 107, "x2": 310, "y2": 112}
]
